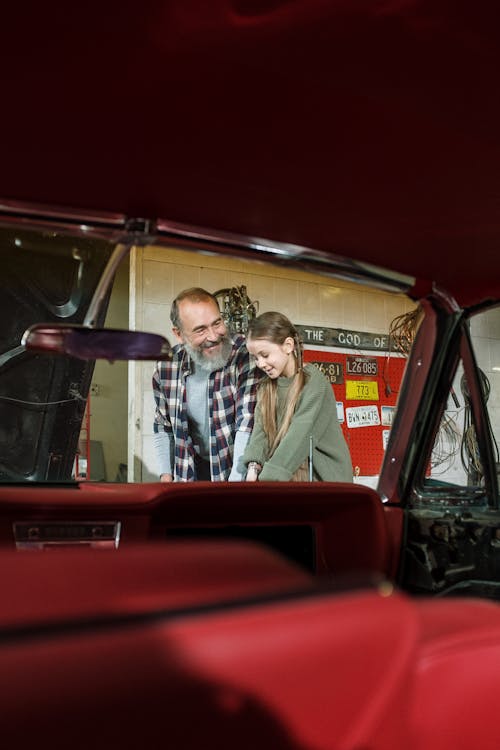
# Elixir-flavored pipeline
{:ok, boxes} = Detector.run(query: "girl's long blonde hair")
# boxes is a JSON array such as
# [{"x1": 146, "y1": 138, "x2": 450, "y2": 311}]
[{"x1": 247, "y1": 312, "x2": 309, "y2": 479}]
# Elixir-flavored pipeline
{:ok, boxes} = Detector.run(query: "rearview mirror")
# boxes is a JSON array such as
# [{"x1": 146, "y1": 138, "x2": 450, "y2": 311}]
[{"x1": 21, "y1": 324, "x2": 172, "y2": 361}]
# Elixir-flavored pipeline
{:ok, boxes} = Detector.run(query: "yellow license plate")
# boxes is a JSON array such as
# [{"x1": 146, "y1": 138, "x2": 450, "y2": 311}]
[{"x1": 345, "y1": 380, "x2": 379, "y2": 401}]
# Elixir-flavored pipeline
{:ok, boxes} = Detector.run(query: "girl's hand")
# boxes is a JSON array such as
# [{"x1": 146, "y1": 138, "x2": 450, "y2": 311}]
[{"x1": 245, "y1": 461, "x2": 262, "y2": 482}]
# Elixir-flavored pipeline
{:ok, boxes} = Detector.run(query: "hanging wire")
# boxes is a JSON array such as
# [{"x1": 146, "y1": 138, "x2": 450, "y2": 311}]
[
  {"x1": 389, "y1": 306, "x2": 422, "y2": 357},
  {"x1": 430, "y1": 412, "x2": 462, "y2": 474},
  {"x1": 460, "y1": 370, "x2": 499, "y2": 484},
  {"x1": 0, "y1": 394, "x2": 86, "y2": 407},
  {"x1": 383, "y1": 305, "x2": 422, "y2": 396}
]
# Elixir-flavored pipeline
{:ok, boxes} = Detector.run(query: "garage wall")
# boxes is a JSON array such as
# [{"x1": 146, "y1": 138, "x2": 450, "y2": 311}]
[{"x1": 130, "y1": 245, "x2": 415, "y2": 483}]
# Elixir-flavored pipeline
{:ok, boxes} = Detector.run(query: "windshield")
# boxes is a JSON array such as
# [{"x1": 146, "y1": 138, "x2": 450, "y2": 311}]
[{"x1": 1, "y1": 225, "x2": 419, "y2": 485}]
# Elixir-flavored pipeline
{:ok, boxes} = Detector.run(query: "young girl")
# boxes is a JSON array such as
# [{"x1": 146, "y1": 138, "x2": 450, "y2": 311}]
[{"x1": 242, "y1": 311, "x2": 353, "y2": 482}]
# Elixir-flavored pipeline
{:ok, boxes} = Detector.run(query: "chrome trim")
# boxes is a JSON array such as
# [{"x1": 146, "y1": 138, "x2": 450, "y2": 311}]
[
  {"x1": 0, "y1": 199, "x2": 126, "y2": 226},
  {"x1": 156, "y1": 217, "x2": 415, "y2": 295},
  {"x1": 84, "y1": 242, "x2": 134, "y2": 327},
  {"x1": 0, "y1": 200, "x2": 127, "y2": 242},
  {"x1": 0, "y1": 345, "x2": 25, "y2": 369},
  {"x1": 13, "y1": 520, "x2": 122, "y2": 550},
  {"x1": 0, "y1": 199, "x2": 416, "y2": 296}
]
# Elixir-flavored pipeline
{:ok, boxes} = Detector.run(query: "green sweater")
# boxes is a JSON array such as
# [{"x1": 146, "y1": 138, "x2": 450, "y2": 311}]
[{"x1": 243, "y1": 363, "x2": 353, "y2": 482}]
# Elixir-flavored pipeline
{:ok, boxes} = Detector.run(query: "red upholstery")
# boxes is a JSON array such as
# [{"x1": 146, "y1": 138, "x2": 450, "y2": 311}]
[
  {"x1": 411, "y1": 597, "x2": 500, "y2": 750},
  {"x1": 0, "y1": 541, "x2": 313, "y2": 629},
  {"x1": 2, "y1": 541, "x2": 500, "y2": 747},
  {"x1": 161, "y1": 588, "x2": 417, "y2": 750},
  {"x1": 0, "y1": 542, "x2": 415, "y2": 750}
]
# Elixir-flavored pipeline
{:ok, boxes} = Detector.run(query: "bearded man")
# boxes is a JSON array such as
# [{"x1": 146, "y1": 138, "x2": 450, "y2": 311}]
[{"x1": 152, "y1": 287, "x2": 262, "y2": 481}]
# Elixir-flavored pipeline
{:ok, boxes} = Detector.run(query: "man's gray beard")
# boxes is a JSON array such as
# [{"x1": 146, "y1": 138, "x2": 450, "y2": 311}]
[{"x1": 184, "y1": 336, "x2": 233, "y2": 373}]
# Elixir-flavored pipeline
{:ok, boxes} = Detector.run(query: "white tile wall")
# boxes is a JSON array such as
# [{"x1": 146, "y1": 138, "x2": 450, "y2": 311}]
[
  {"x1": 143, "y1": 260, "x2": 175, "y2": 303},
  {"x1": 486, "y1": 307, "x2": 500, "y2": 339},
  {"x1": 473, "y1": 338, "x2": 492, "y2": 373},
  {"x1": 298, "y1": 281, "x2": 320, "y2": 321},
  {"x1": 274, "y1": 278, "x2": 299, "y2": 321},
  {"x1": 319, "y1": 285, "x2": 344, "y2": 325},
  {"x1": 490, "y1": 406, "x2": 500, "y2": 449},
  {"x1": 173, "y1": 264, "x2": 202, "y2": 292},
  {"x1": 203, "y1": 267, "x2": 230, "y2": 293},
  {"x1": 363, "y1": 292, "x2": 386, "y2": 332},
  {"x1": 470, "y1": 311, "x2": 489, "y2": 338},
  {"x1": 142, "y1": 301, "x2": 171, "y2": 337},
  {"x1": 486, "y1": 370, "x2": 500, "y2": 410},
  {"x1": 489, "y1": 339, "x2": 500, "y2": 373},
  {"x1": 343, "y1": 290, "x2": 366, "y2": 329},
  {"x1": 252, "y1": 275, "x2": 276, "y2": 314}
]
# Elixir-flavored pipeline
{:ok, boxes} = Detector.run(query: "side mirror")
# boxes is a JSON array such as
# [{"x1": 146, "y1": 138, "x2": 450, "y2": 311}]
[{"x1": 21, "y1": 324, "x2": 172, "y2": 361}]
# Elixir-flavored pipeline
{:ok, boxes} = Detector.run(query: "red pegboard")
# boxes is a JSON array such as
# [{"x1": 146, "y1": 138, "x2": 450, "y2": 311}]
[{"x1": 303, "y1": 349, "x2": 407, "y2": 476}]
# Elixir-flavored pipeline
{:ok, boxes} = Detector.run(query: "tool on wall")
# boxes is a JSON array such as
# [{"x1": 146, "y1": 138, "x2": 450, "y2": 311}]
[{"x1": 213, "y1": 285, "x2": 258, "y2": 335}]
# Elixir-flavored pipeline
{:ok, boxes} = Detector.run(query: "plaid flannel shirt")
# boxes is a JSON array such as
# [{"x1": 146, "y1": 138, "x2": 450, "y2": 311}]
[{"x1": 152, "y1": 335, "x2": 261, "y2": 481}]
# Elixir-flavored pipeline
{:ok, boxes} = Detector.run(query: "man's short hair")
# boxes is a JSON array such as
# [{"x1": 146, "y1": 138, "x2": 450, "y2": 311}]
[{"x1": 170, "y1": 287, "x2": 220, "y2": 330}]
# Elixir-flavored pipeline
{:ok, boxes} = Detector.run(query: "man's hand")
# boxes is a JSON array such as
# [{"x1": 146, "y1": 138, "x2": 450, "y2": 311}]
[{"x1": 160, "y1": 473, "x2": 173, "y2": 482}]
